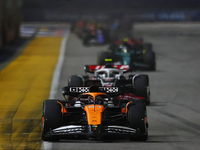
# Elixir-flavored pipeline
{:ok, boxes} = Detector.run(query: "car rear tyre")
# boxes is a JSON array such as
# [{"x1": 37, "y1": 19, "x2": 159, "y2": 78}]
[
  {"x1": 134, "y1": 75, "x2": 150, "y2": 105},
  {"x1": 144, "y1": 43, "x2": 152, "y2": 51},
  {"x1": 42, "y1": 100, "x2": 61, "y2": 141},
  {"x1": 128, "y1": 101, "x2": 148, "y2": 141},
  {"x1": 68, "y1": 75, "x2": 83, "y2": 86},
  {"x1": 68, "y1": 75, "x2": 83, "y2": 105},
  {"x1": 144, "y1": 51, "x2": 156, "y2": 71},
  {"x1": 97, "y1": 52, "x2": 109, "y2": 65}
]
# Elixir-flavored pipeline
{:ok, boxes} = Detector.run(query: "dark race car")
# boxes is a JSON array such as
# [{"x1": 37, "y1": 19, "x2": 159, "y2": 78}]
[
  {"x1": 72, "y1": 20, "x2": 110, "y2": 46},
  {"x1": 82, "y1": 27, "x2": 110, "y2": 46},
  {"x1": 68, "y1": 64, "x2": 151, "y2": 105},
  {"x1": 41, "y1": 86, "x2": 148, "y2": 141},
  {"x1": 97, "y1": 38, "x2": 156, "y2": 71}
]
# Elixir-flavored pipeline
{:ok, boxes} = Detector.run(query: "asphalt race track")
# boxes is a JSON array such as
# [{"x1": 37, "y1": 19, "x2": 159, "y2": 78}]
[
  {"x1": 1, "y1": 23, "x2": 200, "y2": 150},
  {"x1": 45, "y1": 23, "x2": 200, "y2": 150}
]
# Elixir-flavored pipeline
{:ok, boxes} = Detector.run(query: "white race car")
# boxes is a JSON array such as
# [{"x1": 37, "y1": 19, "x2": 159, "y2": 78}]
[{"x1": 68, "y1": 64, "x2": 150, "y2": 105}]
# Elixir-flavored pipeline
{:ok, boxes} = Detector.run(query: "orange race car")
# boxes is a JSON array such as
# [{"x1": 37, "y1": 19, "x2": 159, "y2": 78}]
[{"x1": 41, "y1": 86, "x2": 148, "y2": 141}]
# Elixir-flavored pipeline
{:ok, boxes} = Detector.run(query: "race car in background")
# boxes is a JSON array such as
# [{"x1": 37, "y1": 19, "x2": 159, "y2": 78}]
[
  {"x1": 42, "y1": 86, "x2": 148, "y2": 141},
  {"x1": 68, "y1": 64, "x2": 150, "y2": 105},
  {"x1": 97, "y1": 38, "x2": 156, "y2": 71},
  {"x1": 71, "y1": 20, "x2": 110, "y2": 46},
  {"x1": 82, "y1": 27, "x2": 110, "y2": 46}
]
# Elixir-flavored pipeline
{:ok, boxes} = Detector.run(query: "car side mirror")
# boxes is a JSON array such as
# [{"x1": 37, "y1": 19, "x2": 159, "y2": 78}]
[{"x1": 62, "y1": 86, "x2": 70, "y2": 96}]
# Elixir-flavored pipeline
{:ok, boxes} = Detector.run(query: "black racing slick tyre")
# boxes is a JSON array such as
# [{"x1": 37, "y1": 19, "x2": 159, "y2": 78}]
[
  {"x1": 144, "y1": 43, "x2": 152, "y2": 51},
  {"x1": 134, "y1": 75, "x2": 150, "y2": 105},
  {"x1": 83, "y1": 35, "x2": 96, "y2": 46},
  {"x1": 128, "y1": 101, "x2": 148, "y2": 141},
  {"x1": 68, "y1": 75, "x2": 83, "y2": 86},
  {"x1": 144, "y1": 50, "x2": 156, "y2": 71},
  {"x1": 83, "y1": 37, "x2": 89, "y2": 46},
  {"x1": 97, "y1": 52, "x2": 109, "y2": 65},
  {"x1": 68, "y1": 75, "x2": 83, "y2": 105},
  {"x1": 42, "y1": 100, "x2": 61, "y2": 141}
]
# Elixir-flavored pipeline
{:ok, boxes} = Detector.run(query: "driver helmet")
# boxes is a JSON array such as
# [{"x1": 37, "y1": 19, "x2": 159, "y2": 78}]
[
  {"x1": 96, "y1": 96, "x2": 103, "y2": 104},
  {"x1": 101, "y1": 72, "x2": 108, "y2": 78},
  {"x1": 109, "y1": 71, "x2": 115, "y2": 77},
  {"x1": 119, "y1": 45, "x2": 128, "y2": 53},
  {"x1": 88, "y1": 96, "x2": 94, "y2": 104}
]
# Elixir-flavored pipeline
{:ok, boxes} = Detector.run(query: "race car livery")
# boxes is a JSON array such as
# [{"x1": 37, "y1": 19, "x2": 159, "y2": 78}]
[
  {"x1": 97, "y1": 38, "x2": 156, "y2": 71},
  {"x1": 68, "y1": 64, "x2": 150, "y2": 105},
  {"x1": 41, "y1": 86, "x2": 148, "y2": 141},
  {"x1": 72, "y1": 20, "x2": 110, "y2": 46}
]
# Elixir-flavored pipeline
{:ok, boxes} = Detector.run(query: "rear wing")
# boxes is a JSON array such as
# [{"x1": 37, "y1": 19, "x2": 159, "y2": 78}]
[
  {"x1": 62, "y1": 86, "x2": 120, "y2": 97},
  {"x1": 84, "y1": 65, "x2": 131, "y2": 73}
]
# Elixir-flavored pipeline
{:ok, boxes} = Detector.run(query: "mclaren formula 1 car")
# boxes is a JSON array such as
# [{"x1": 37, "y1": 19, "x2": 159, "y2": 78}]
[
  {"x1": 42, "y1": 86, "x2": 148, "y2": 141},
  {"x1": 68, "y1": 64, "x2": 150, "y2": 105},
  {"x1": 97, "y1": 38, "x2": 156, "y2": 71}
]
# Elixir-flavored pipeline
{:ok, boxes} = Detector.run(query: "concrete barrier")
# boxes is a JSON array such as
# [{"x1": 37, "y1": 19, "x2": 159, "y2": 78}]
[{"x1": 133, "y1": 22, "x2": 200, "y2": 36}]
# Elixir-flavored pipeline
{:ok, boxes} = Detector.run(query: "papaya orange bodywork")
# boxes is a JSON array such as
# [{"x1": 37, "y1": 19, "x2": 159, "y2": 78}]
[
  {"x1": 42, "y1": 116, "x2": 44, "y2": 129},
  {"x1": 82, "y1": 92, "x2": 107, "y2": 125},
  {"x1": 57, "y1": 101, "x2": 67, "y2": 113},
  {"x1": 125, "y1": 101, "x2": 133, "y2": 113},
  {"x1": 121, "y1": 108, "x2": 126, "y2": 113},
  {"x1": 84, "y1": 104, "x2": 104, "y2": 125},
  {"x1": 82, "y1": 92, "x2": 107, "y2": 98}
]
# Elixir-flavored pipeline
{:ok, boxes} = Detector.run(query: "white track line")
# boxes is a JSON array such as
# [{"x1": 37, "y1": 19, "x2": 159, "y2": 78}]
[
  {"x1": 41, "y1": 29, "x2": 69, "y2": 150},
  {"x1": 49, "y1": 30, "x2": 69, "y2": 99}
]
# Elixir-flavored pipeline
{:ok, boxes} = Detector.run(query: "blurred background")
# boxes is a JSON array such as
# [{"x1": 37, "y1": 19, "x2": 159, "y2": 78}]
[
  {"x1": 1, "y1": 0, "x2": 200, "y2": 49},
  {"x1": 22, "y1": 0, "x2": 200, "y2": 22},
  {"x1": 1, "y1": 1, "x2": 200, "y2": 150}
]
